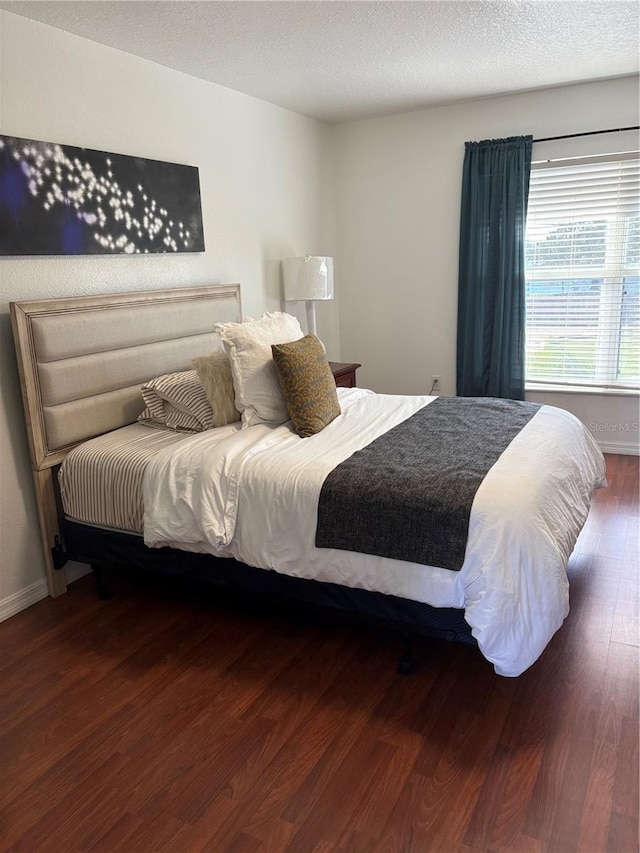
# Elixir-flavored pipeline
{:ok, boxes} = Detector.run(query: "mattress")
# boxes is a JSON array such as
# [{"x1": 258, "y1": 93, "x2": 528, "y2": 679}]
[
  {"x1": 143, "y1": 388, "x2": 605, "y2": 676},
  {"x1": 58, "y1": 423, "x2": 199, "y2": 533},
  {"x1": 59, "y1": 389, "x2": 605, "y2": 676}
]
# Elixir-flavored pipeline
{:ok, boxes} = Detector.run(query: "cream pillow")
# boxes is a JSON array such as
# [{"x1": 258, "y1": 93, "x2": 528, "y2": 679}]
[
  {"x1": 214, "y1": 312, "x2": 304, "y2": 427},
  {"x1": 192, "y1": 350, "x2": 241, "y2": 427}
]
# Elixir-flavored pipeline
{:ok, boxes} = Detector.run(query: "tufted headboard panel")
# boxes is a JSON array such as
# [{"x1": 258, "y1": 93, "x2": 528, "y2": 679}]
[{"x1": 11, "y1": 285, "x2": 241, "y2": 471}]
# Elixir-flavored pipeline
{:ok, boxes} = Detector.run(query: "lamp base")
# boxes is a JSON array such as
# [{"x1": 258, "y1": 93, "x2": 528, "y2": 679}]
[{"x1": 305, "y1": 301, "x2": 317, "y2": 336}]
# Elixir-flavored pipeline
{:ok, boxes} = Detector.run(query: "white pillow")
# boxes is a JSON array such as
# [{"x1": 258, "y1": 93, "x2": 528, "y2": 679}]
[
  {"x1": 215, "y1": 312, "x2": 304, "y2": 427},
  {"x1": 191, "y1": 350, "x2": 241, "y2": 427}
]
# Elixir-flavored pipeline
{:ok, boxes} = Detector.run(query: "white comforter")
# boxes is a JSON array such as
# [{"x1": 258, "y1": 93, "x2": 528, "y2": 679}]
[{"x1": 143, "y1": 388, "x2": 605, "y2": 677}]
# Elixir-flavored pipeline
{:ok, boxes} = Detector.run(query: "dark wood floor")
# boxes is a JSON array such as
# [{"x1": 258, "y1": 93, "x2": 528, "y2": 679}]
[{"x1": 1, "y1": 453, "x2": 638, "y2": 852}]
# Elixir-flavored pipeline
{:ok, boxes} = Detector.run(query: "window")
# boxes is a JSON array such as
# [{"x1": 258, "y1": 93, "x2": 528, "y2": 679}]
[{"x1": 525, "y1": 154, "x2": 639, "y2": 390}]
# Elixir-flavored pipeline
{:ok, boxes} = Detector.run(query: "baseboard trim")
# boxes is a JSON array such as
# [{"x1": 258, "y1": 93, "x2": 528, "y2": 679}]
[
  {"x1": 0, "y1": 563, "x2": 91, "y2": 623},
  {"x1": 0, "y1": 578, "x2": 48, "y2": 623},
  {"x1": 597, "y1": 440, "x2": 639, "y2": 456}
]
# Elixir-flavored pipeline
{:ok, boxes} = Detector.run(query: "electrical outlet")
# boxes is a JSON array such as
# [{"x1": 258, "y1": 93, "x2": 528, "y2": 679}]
[{"x1": 431, "y1": 375, "x2": 440, "y2": 391}]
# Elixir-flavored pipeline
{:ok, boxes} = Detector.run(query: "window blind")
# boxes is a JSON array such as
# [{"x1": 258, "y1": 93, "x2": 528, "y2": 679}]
[{"x1": 525, "y1": 154, "x2": 639, "y2": 390}]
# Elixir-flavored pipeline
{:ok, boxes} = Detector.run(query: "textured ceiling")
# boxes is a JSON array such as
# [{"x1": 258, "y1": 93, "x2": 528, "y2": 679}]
[{"x1": 1, "y1": 0, "x2": 638, "y2": 123}]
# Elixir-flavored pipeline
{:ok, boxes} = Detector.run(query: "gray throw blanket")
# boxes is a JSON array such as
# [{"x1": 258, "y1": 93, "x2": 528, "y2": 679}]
[{"x1": 315, "y1": 396, "x2": 540, "y2": 571}]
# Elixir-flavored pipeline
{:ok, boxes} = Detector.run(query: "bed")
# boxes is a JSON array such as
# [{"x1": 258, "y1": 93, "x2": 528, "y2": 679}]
[{"x1": 10, "y1": 284, "x2": 605, "y2": 677}]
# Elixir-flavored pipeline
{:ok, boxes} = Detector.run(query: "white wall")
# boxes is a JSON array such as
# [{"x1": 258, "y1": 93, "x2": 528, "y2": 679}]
[
  {"x1": 0, "y1": 12, "x2": 337, "y2": 604},
  {"x1": 333, "y1": 77, "x2": 640, "y2": 454}
]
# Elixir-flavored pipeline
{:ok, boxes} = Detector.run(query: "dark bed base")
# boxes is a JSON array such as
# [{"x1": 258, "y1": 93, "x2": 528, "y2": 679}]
[{"x1": 61, "y1": 518, "x2": 476, "y2": 673}]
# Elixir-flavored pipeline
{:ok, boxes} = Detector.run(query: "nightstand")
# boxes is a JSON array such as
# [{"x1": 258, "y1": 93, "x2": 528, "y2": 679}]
[{"x1": 329, "y1": 361, "x2": 361, "y2": 388}]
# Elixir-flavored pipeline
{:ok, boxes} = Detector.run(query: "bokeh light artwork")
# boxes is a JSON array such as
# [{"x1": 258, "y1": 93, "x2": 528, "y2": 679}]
[{"x1": 0, "y1": 135, "x2": 205, "y2": 255}]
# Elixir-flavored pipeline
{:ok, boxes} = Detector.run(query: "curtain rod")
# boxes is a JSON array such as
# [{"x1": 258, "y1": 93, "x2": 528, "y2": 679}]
[{"x1": 533, "y1": 126, "x2": 639, "y2": 144}]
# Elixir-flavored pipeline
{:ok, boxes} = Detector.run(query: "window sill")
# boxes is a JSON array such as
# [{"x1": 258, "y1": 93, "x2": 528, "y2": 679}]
[{"x1": 526, "y1": 384, "x2": 639, "y2": 397}]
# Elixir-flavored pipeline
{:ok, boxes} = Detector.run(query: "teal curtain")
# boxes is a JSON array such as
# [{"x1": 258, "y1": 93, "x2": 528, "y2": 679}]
[{"x1": 456, "y1": 135, "x2": 532, "y2": 400}]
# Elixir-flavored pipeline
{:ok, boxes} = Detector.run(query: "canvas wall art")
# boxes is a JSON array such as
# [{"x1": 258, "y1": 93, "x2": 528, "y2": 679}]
[{"x1": 0, "y1": 134, "x2": 205, "y2": 255}]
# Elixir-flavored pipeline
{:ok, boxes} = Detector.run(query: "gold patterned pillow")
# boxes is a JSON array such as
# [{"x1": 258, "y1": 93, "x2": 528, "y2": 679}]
[{"x1": 271, "y1": 334, "x2": 341, "y2": 437}]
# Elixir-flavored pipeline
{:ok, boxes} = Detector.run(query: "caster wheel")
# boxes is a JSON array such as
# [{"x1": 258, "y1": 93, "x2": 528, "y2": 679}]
[{"x1": 397, "y1": 656, "x2": 415, "y2": 675}]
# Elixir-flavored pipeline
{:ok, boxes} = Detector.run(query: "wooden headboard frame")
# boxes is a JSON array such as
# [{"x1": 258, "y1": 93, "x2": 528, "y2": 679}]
[{"x1": 10, "y1": 284, "x2": 242, "y2": 597}]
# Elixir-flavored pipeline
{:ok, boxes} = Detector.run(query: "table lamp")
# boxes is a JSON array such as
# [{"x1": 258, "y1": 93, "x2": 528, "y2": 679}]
[{"x1": 282, "y1": 255, "x2": 334, "y2": 336}]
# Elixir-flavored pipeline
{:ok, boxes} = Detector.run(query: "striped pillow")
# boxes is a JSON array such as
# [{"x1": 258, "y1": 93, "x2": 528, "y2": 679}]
[{"x1": 138, "y1": 370, "x2": 215, "y2": 432}]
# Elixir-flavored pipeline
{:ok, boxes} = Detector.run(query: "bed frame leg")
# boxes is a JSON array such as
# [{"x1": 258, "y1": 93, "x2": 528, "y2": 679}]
[
  {"x1": 397, "y1": 632, "x2": 416, "y2": 675},
  {"x1": 91, "y1": 564, "x2": 112, "y2": 600}
]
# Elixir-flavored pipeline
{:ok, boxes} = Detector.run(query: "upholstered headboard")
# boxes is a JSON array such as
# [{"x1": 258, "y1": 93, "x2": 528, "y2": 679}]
[
  {"x1": 10, "y1": 284, "x2": 241, "y2": 598},
  {"x1": 11, "y1": 284, "x2": 241, "y2": 471}
]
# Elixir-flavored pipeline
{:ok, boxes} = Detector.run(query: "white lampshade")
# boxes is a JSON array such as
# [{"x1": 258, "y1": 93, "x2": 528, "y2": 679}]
[{"x1": 282, "y1": 256, "x2": 334, "y2": 302}]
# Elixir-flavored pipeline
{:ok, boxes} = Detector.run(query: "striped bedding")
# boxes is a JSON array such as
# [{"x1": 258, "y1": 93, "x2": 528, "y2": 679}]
[{"x1": 58, "y1": 424, "x2": 192, "y2": 533}]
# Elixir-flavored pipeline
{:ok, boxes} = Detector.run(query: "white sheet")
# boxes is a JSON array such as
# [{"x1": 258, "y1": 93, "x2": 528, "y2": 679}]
[{"x1": 143, "y1": 388, "x2": 605, "y2": 677}]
